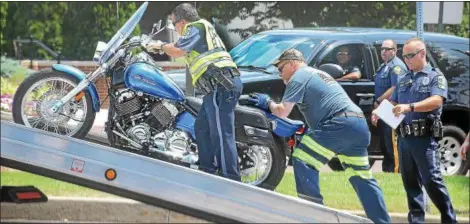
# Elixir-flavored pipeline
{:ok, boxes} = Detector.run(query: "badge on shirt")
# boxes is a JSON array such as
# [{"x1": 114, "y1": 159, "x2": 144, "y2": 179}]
[
  {"x1": 393, "y1": 66, "x2": 402, "y2": 75},
  {"x1": 422, "y1": 77, "x2": 430, "y2": 85},
  {"x1": 437, "y1": 76, "x2": 447, "y2": 89}
]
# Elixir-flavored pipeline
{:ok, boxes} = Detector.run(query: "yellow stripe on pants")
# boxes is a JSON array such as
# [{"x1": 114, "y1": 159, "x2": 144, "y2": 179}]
[{"x1": 392, "y1": 131, "x2": 399, "y2": 173}]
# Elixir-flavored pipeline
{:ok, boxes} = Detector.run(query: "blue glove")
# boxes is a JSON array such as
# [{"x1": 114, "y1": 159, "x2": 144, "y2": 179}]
[{"x1": 248, "y1": 93, "x2": 272, "y2": 111}]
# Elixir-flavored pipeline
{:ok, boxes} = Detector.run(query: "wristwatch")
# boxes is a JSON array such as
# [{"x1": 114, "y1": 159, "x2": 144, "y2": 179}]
[{"x1": 410, "y1": 103, "x2": 415, "y2": 112}]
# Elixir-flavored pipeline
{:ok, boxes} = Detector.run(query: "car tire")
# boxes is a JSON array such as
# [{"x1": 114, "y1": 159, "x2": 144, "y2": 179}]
[{"x1": 438, "y1": 125, "x2": 469, "y2": 176}]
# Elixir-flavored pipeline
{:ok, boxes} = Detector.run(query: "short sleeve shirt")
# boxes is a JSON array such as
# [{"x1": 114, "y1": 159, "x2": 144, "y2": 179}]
[{"x1": 282, "y1": 66, "x2": 362, "y2": 129}]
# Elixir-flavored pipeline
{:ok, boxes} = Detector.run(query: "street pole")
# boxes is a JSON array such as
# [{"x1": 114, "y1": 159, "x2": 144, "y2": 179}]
[
  {"x1": 438, "y1": 1, "x2": 444, "y2": 33},
  {"x1": 417, "y1": 1, "x2": 431, "y2": 213},
  {"x1": 416, "y1": 2, "x2": 424, "y2": 40}
]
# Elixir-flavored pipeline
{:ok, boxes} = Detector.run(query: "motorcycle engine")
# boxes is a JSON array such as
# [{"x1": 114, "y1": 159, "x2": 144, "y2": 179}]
[
  {"x1": 113, "y1": 89, "x2": 179, "y2": 145},
  {"x1": 111, "y1": 89, "x2": 197, "y2": 164}
]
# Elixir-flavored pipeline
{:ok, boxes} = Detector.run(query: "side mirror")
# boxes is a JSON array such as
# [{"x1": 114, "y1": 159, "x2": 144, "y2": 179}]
[
  {"x1": 318, "y1": 63, "x2": 345, "y2": 79},
  {"x1": 166, "y1": 19, "x2": 176, "y2": 31},
  {"x1": 151, "y1": 21, "x2": 162, "y2": 35}
]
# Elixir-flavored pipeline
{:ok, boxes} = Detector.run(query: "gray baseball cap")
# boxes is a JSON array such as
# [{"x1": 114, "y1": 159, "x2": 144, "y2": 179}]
[{"x1": 272, "y1": 49, "x2": 305, "y2": 65}]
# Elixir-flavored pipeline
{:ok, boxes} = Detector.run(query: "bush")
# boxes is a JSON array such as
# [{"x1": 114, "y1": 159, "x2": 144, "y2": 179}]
[{"x1": 0, "y1": 56, "x2": 34, "y2": 96}]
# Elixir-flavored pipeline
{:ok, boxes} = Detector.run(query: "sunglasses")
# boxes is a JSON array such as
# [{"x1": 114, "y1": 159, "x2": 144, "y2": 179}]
[
  {"x1": 336, "y1": 51, "x2": 349, "y2": 56},
  {"x1": 402, "y1": 49, "x2": 424, "y2": 59},
  {"x1": 277, "y1": 61, "x2": 289, "y2": 73},
  {"x1": 381, "y1": 47, "x2": 395, "y2": 51}
]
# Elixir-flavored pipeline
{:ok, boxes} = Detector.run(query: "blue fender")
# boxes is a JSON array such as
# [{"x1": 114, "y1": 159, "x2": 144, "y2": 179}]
[
  {"x1": 265, "y1": 112, "x2": 304, "y2": 137},
  {"x1": 52, "y1": 64, "x2": 101, "y2": 112}
]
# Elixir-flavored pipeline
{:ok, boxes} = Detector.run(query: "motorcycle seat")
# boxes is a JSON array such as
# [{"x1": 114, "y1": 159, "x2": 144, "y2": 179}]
[{"x1": 184, "y1": 96, "x2": 271, "y2": 128}]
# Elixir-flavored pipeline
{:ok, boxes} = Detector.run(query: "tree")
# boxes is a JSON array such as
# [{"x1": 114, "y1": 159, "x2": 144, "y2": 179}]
[
  {"x1": 3, "y1": 2, "x2": 68, "y2": 59},
  {"x1": 0, "y1": 2, "x2": 8, "y2": 52},
  {"x1": 2, "y1": 2, "x2": 140, "y2": 60},
  {"x1": 61, "y1": 2, "x2": 140, "y2": 60}
]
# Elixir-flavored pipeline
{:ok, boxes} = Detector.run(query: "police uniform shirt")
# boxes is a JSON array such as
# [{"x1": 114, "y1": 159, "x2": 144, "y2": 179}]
[
  {"x1": 374, "y1": 56, "x2": 407, "y2": 99},
  {"x1": 390, "y1": 64, "x2": 448, "y2": 124},
  {"x1": 175, "y1": 25, "x2": 208, "y2": 53},
  {"x1": 282, "y1": 66, "x2": 362, "y2": 129},
  {"x1": 342, "y1": 63, "x2": 361, "y2": 77}
]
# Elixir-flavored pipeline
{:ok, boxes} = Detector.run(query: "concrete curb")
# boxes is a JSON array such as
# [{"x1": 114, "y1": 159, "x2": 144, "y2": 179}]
[
  {"x1": 1, "y1": 197, "x2": 209, "y2": 223},
  {"x1": 2, "y1": 197, "x2": 467, "y2": 223}
]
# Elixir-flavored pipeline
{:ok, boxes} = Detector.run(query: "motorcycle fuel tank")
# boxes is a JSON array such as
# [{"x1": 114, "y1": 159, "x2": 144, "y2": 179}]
[{"x1": 124, "y1": 62, "x2": 185, "y2": 102}]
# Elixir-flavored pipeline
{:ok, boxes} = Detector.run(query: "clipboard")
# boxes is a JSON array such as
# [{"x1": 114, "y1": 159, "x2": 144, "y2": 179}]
[{"x1": 375, "y1": 99, "x2": 405, "y2": 129}]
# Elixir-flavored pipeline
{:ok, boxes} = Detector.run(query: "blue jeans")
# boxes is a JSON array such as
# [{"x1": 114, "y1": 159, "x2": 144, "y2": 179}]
[
  {"x1": 293, "y1": 116, "x2": 390, "y2": 223},
  {"x1": 398, "y1": 136, "x2": 456, "y2": 223},
  {"x1": 195, "y1": 76, "x2": 243, "y2": 181}
]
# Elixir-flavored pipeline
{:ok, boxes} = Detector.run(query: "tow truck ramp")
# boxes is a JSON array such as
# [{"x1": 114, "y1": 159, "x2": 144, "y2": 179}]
[{"x1": 1, "y1": 121, "x2": 371, "y2": 223}]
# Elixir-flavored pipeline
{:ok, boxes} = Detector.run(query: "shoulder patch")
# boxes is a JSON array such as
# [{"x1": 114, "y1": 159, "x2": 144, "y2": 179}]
[
  {"x1": 393, "y1": 66, "x2": 403, "y2": 75},
  {"x1": 437, "y1": 75, "x2": 447, "y2": 90}
]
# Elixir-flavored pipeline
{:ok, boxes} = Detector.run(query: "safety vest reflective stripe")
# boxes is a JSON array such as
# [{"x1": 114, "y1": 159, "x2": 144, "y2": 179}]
[
  {"x1": 189, "y1": 51, "x2": 233, "y2": 76},
  {"x1": 187, "y1": 48, "x2": 225, "y2": 67},
  {"x1": 337, "y1": 155, "x2": 369, "y2": 167},
  {"x1": 182, "y1": 19, "x2": 236, "y2": 85},
  {"x1": 292, "y1": 149, "x2": 324, "y2": 170},
  {"x1": 301, "y1": 135, "x2": 335, "y2": 159},
  {"x1": 344, "y1": 168, "x2": 373, "y2": 179}
]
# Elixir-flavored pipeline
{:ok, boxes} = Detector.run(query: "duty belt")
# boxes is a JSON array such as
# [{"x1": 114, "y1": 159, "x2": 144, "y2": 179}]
[
  {"x1": 195, "y1": 65, "x2": 240, "y2": 95},
  {"x1": 396, "y1": 118, "x2": 443, "y2": 139}
]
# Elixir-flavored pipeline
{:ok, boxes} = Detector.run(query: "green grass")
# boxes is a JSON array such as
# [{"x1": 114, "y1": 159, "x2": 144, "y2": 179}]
[
  {"x1": 1, "y1": 170, "x2": 468, "y2": 216},
  {"x1": 274, "y1": 172, "x2": 469, "y2": 216},
  {"x1": 1, "y1": 171, "x2": 116, "y2": 198}
]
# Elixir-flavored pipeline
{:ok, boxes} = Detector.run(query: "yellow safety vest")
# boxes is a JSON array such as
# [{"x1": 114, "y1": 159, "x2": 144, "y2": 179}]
[{"x1": 182, "y1": 19, "x2": 237, "y2": 85}]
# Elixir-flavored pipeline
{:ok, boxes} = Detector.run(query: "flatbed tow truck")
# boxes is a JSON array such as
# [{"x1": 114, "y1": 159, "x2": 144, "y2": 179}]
[{"x1": 1, "y1": 120, "x2": 370, "y2": 223}]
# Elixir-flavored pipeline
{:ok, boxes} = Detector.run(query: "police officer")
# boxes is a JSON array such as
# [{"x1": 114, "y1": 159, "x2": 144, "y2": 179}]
[
  {"x1": 372, "y1": 38, "x2": 456, "y2": 223},
  {"x1": 460, "y1": 132, "x2": 469, "y2": 160},
  {"x1": 335, "y1": 46, "x2": 362, "y2": 81},
  {"x1": 250, "y1": 49, "x2": 390, "y2": 223},
  {"x1": 373, "y1": 39, "x2": 407, "y2": 173},
  {"x1": 145, "y1": 3, "x2": 243, "y2": 181}
]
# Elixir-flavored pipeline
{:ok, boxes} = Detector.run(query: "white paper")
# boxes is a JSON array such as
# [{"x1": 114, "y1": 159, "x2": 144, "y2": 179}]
[{"x1": 375, "y1": 99, "x2": 405, "y2": 129}]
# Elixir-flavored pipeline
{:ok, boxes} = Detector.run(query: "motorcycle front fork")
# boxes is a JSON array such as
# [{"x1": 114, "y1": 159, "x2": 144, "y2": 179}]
[{"x1": 50, "y1": 68, "x2": 103, "y2": 114}]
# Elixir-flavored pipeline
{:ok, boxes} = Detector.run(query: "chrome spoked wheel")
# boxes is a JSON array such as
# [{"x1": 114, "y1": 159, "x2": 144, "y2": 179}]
[
  {"x1": 240, "y1": 144, "x2": 273, "y2": 186},
  {"x1": 20, "y1": 77, "x2": 88, "y2": 136}
]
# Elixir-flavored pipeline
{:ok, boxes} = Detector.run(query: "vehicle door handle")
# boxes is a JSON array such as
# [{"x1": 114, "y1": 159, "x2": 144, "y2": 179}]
[{"x1": 356, "y1": 93, "x2": 375, "y2": 98}]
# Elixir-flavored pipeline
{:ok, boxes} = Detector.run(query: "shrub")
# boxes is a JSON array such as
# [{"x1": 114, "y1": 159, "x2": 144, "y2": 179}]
[{"x1": 0, "y1": 57, "x2": 34, "y2": 96}]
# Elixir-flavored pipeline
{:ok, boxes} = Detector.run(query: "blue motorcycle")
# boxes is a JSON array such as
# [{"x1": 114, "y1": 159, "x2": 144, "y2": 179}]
[{"x1": 12, "y1": 2, "x2": 304, "y2": 189}]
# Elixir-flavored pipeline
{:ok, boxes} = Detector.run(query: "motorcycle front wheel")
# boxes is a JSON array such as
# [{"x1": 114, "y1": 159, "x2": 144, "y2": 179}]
[{"x1": 12, "y1": 69, "x2": 96, "y2": 139}]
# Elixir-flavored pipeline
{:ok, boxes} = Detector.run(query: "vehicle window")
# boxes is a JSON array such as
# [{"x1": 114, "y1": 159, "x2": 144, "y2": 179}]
[
  {"x1": 229, "y1": 34, "x2": 319, "y2": 68},
  {"x1": 318, "y1": 44, "x2": 369, "y2": 80},
  {"x1": 427, "y1": 42, "x2": 470, "y2": 79}
]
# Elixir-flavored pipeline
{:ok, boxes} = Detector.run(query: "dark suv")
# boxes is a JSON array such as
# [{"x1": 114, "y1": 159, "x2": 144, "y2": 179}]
[{"x1": 167, "y1": 27, "x2": 470, "y2": 176}]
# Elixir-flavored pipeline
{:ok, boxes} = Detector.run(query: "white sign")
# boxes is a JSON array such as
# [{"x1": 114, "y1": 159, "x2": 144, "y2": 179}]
[{"x1": 423, "y1": 2, "x2": 464, "y2": 24}]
